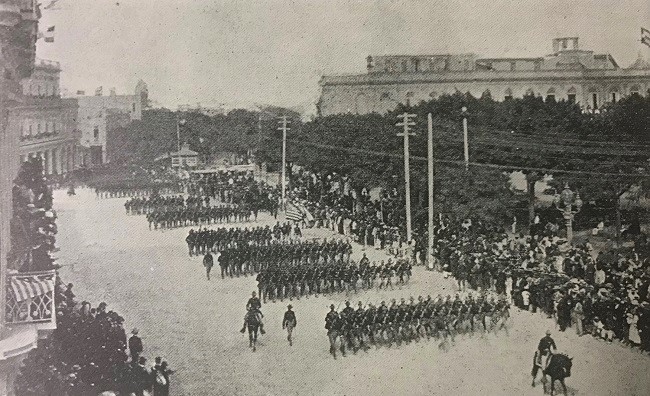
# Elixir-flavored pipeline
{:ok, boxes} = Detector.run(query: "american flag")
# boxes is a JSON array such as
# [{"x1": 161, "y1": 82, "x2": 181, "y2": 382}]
[{"x1": 286, "y1": 203, "x2": 304, "y2": 222}]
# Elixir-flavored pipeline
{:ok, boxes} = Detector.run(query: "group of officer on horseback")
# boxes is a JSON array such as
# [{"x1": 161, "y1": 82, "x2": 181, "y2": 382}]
[{"x1": 324, "y1": 293, "x2": 511, "y2": 358}]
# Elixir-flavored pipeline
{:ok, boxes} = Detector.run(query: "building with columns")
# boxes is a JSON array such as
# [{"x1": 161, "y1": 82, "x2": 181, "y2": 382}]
[
  {"x1": 318, "y1": 37, "x2": 650, "y2": 116},
  {"x1": 9, "y1": 58, "x2": 80, "y2": 176},
  {"x1": 1, "y1": 2, "x2": 58, "y2": 395},
  {"x1": 75, "y1": 82, "x2": 145, "y2": 166}
]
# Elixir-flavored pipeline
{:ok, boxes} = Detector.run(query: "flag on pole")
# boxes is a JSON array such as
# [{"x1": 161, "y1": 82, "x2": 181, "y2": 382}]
[
  {"x1": 642, "y1": 27, "x2": 650, "y2": 48},
  {"x1": 295, "y1": 202, "x2": 314, "y2": 222},
  {"x1": 44, "y1": 26, "x2": 55, "y2": 42},
  {"x1": 286, "y1": 202, "x2": 304, "y2": 222}
]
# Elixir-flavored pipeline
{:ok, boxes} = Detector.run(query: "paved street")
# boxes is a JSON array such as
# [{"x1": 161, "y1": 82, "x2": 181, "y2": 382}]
[{"x1": 54, "y1": 189, "x2": 650, "y2": 396}]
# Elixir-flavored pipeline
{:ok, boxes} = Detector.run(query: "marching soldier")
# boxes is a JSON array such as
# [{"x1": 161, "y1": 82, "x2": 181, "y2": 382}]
[
  {"x1": 325, "y1": 304, "x2": 341, "y2": 358},
  {"x1": 282, "y1": 304, "x2": 297, "y2": 346}
]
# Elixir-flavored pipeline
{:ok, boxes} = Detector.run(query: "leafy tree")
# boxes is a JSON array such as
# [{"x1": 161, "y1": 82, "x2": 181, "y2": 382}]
[{"x1": 9, "y1": 157, "x2": 58, "y2": 272}]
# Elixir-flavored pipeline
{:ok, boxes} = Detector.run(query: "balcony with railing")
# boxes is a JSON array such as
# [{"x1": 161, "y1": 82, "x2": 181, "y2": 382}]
[{"x1": 5, "y1": 271, "x2": 56, "y2": 326}]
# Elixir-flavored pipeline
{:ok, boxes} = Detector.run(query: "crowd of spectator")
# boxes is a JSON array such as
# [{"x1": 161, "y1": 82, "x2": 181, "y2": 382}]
[{"x1": 288, "y1": 167, "x2": 650, "y2": 353}]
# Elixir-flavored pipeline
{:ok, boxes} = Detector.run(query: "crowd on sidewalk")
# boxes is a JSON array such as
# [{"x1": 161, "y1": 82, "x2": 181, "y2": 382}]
[{"x1": 286, "y1": 168, "x2": 650, "y2": 353}]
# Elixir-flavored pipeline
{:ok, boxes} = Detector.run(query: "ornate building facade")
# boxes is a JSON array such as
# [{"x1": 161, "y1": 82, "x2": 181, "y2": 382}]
[
  {"x1": 0, "y1": 2, "x2": 57, "y2": 395},
  {"x1": 9, "y1": 58, "x2": 80, "y2": 175},
  {"x1": 318, "y1": 38, "x2": 650, "y2": 115}
]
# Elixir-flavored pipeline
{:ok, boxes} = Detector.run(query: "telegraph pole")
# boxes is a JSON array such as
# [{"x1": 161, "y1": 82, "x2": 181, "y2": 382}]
[
  {"x1": 257, "y1": 113, "x2": 262, "y2": 151},
  {"x1": 176, "y1": 115, "x2": 182, "y2": 152},
  {"x1": 396, "y1": 112, "x2": 416, "y2": 242},
  {"x1": 278, "y1": 116, "x2": 290, "y2": 209},
  {"x1": 427, "y1": 113, "x2": 434, "y2": 270},
  {"x1": 462, "y1": 106, "x2": 469, "y2": 171}
]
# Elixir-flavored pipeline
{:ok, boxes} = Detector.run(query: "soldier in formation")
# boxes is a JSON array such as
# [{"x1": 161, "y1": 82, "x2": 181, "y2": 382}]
[
  {"x1": 146, "y1": 204, "x2": 253, "y2": 230},
  {"x1": 212, "y1": 238, "x2": 352, "y2": 282},
  {"x1": 185, "y1": 225, "x2": 277, "y2": 256},
  {"x1": 125, "y1": 195, "x2": 206, "y2": 215},
  {"x1": 256, "y1": 254, "x2": 414, "y2": 303},
  {"x1": 324, "y1": 293, "x2": 511, "y2": 358}
]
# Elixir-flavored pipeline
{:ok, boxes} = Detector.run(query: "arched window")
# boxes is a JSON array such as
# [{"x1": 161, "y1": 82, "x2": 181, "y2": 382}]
[
  {"x1": 546, "y1": 88, "x2": 556, "y2": 102},
  {"x1": 567, "y1": 87, "x2": 577, "y2": 103},
  {"x1": 525, "y1": 88, "x2": 535, "y2": 97},
  {"x1": 608, "y1": 86, "x2": 620, "y2": 103},
  {"x1": 588, "y1": 87, "x2": 600, "y2": 109},
  {"x1": 504, "y1": 88, "x2": 513, "y2": 101}
]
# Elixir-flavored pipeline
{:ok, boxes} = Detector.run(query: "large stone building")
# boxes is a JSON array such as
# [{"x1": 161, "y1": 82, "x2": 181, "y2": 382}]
[
  {"x1": 1, "y1": 1, "x2": 57, "y2": 395},
  {"x1": 318, "y1": 37, "x2": 650, "y2": 115},
  {"x1": 10, "y1": 58, "x2": 80, "y2": 175},
  {"x1": 75, "y1": 82, "x2": 145, "y2": 166}
]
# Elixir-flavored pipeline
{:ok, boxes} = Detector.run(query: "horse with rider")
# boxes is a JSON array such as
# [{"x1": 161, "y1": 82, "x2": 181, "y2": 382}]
[{"x1": 531, "y1": 330, "x2": 573, "y2": 396}]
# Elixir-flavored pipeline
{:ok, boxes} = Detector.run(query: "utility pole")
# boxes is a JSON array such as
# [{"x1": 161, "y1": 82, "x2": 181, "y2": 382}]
[
  {"x1": 427, "y1": 113, "x2": 434, "y2": 270},
  {"x1": 396, "y1": 112, "x2": 416, "y2": 242},
  {"x1": 257, "y1": 113, "x2": 262, "y2": 151},
  {"x1": 462, "y1": 106, "x2": 469, "y2": 171},
  {"x1": 176, "y1": 115, "x2": 182, "y2": 153},
  {"x1": 278, "y1": 116, "x2": 290, "y2": 209}
]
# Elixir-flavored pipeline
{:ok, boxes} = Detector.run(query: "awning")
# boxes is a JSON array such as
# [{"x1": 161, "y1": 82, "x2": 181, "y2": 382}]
[{"x1": 9, "y1": 271, "x2": 56, "y2": 302}]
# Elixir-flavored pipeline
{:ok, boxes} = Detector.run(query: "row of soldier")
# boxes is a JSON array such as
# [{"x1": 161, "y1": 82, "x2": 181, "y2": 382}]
[
  {"x1": 125, "y1": 195, "x2": 208, "y2": 215},
  {"x1": 255, "y1": 257, "x2": 413, "y2": 302},
  {"x1": 216, "y1": 239, "x2": 353, "y2": 278},
  {"x1": 324, "y1": 293, "x2": 511, "y2": 358},
  {"x1": 186, "y1": 222, "x2": 298, "y2": 256},
  {"x1": 146, "y1": 205, "x2": 254, "y2": 230},
  {"x1": 92, "y1": 181, "x2": 182, "y2": 199}
]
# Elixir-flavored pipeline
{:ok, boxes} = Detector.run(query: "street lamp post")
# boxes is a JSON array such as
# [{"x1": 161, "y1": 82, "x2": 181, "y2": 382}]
[{"x1": 553, "y1": 183, "x2": 583, "y2": 244}]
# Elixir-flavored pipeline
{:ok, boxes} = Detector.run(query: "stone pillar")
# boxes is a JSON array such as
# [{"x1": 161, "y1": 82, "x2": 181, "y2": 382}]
[
  {"x1": 45, "y1": 149, "x2": 52, "y2": 175},
  {"x1": 61, "y1": 147, "x2": 67, "y2": 173},
  {"x1": 54, "y1": 147, "x2": 61, "y2": 174}
]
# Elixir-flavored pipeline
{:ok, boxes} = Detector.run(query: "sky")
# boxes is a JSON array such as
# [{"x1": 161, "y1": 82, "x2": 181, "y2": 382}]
[{"x1": 37, "y1": 0, "x2": 650, "y2": 113}]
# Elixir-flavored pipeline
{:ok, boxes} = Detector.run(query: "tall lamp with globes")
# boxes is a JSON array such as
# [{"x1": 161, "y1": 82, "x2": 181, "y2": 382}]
[{"x1": 553, "y1": 183, "x2": 583, "y2": 244}]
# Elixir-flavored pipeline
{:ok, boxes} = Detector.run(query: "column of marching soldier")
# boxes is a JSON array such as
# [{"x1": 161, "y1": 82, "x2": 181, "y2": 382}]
[
  {"x1": 186, "y1": 225, "x2": 420, "y2": 301},
  {"x1": 182, "y1": 219, "x2": 513, "y2": 359},
  {"x1": 125, "y1": 194, "x2": 258, "y2": 229},
  {"x1": 322, "y1": 292, "x2": 511, "y2": 358}
]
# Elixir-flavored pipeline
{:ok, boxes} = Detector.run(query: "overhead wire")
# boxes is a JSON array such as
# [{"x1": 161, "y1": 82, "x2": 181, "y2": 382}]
[{"x1": 266, "y1": 135, "x2": 650, "y2": 179}]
